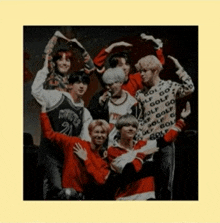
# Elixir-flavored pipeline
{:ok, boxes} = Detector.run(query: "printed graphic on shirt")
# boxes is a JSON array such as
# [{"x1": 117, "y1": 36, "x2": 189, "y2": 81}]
[{"x1": 136, "y1": 78, "x2": 193, "y2": 140}]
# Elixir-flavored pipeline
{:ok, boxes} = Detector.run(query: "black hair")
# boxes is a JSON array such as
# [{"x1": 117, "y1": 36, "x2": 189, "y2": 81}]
[
  {"x1": 52, "y1": 49, "x2": 73, "y2": 63},
  {"x1": 109, "y1": 52, "x2": 131, "y2": 68},
  {"x1": 68, "y1": 71, "x2": 90, "y2": 85}
]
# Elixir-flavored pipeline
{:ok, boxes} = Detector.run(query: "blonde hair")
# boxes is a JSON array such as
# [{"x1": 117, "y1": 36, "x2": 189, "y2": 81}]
[
  {"x1": 102, "y1": 67, "x2": 125, "y2": 84},
  {"x1": 135, "y1": 55, "x2": 163, "y2": 73},
  {"x1": 115, "y1": 114, "x2": 139, "y2": 130},
  {"x1": 88, "y1": 119, "x2": 110, "y2": 135}
]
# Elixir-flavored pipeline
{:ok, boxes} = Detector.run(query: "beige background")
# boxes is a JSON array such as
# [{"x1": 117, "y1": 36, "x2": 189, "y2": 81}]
[{"x1": 0, "y1": 1, "x2": 219, "y2": 222}]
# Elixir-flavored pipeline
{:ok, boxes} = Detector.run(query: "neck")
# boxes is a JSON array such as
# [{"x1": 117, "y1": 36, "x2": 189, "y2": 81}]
[
  {"x1": 119, "y1": 137, "x2": 133, "y2": 150},
  {"x1": 144, "y1": 76, "x2": 161, "y2": 89},
  {"x1": 91, "y1": 142, "x2": 101, "y2": 152},
  {"x1": 153, "y1": 76, "x2": 161, "y2": 86},
  {"x1": 112, "y1": 89, "x2": 124, "y2": 99},
  {"x1": 70, "y1": 92, "x2": 81, "y2": 103}
]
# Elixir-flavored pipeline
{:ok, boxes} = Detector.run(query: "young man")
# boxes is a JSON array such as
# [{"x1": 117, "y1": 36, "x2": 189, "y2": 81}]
[
  {"x1": 93, "y1": 34, "x2": 165, "y2": 96},
  {"x1": 89, "y1": 67, "x2": 138, "y2": 147},
  {"x1": 40, "y1": 110, "x2": 110, "y2": 200},
  {"x1": 107, "y1": 102, "x2": 190, "y2": 200},
  {"x1": 135, "y1": 55, "x2": 195, "y2": 200},
  {"x1": 31, "y1": 55, "x2": 92, "y2": 199},
  {"x1": 43, "y1": 30, "x2": 95, "y2": 91}
]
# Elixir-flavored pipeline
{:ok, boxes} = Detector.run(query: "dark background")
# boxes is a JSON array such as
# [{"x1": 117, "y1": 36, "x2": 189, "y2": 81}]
[{"x1": 23, "y1": 26, "x2": 198, "y2": 200}]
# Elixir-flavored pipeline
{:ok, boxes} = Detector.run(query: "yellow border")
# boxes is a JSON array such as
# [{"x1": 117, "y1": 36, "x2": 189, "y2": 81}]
[{"x1": 1, "y1": 1, "x2": 219, "y2": 222}]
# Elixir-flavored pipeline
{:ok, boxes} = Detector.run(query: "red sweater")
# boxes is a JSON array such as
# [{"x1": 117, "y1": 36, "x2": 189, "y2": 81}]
[
  {"x1": 40, "y1": 113, "x2": 109, "y2": 193},
  {"x1": 107, "y1": 119, "x2": 185, "y2": 200},
  {"x1": 108, "y1": 140, "x2": 155, "y2": 200},
  {"x1": 93, "y1": 48, "x2": 165, "y2": 97}
]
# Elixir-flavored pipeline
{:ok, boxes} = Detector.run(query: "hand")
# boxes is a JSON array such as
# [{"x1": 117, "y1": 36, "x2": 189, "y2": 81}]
[
  {"x1": 99, "y1": 91, "x2": 111, "y2": 106},
  {"x1": 70, "y1": 38, "x2": 85, "y2": 50},
  {"x1": 168, "y1": 55, "x2": 184, "y2": 71},
  {"x1": 181, "y1": 101, "x2": 191, "y2": 119},
  {"x1": 54, "y1": 30, "x2": 69, "y2": 41},
  {"x1": 140, "y1": 34, "x2": 163, "y2": 48},
  {"x1": 106, "y1": 41, "x2": 132, "y2": 53},
  {"x1": 73, "y1": 143, "x2": 88, "y2": 161}
]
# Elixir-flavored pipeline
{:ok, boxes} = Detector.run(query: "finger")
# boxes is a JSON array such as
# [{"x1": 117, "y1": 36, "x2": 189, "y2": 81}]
[
  {"x1": 73, "y1": 146, "x2": 79, "y2": 152},
  {"x1": 186, "y1": 101, "x2": 191, "y2": 111},
  {"x1": 77, "y1": 143, "x2": 85, "y2": 151},
  {"x1": 75, "y1": 143, "x2": 81, "y2": 150},
  {"x1": 168, "y1": 55, "x2": 175, "y2": 61}
]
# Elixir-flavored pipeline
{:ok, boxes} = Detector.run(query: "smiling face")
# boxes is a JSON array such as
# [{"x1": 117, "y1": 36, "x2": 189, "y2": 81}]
[
  {"x1": 90, "y1": 125, "x2": 108, "y2": 147},
  {"x1": 116, "y1": 58, "x2": 131, "y2": 82},
  {"x1": 120, "y1": 123, "x2": 137, "y2": 140},
  {"x1": 56, "y1": 53, "x2": 71, "y2": 75}
]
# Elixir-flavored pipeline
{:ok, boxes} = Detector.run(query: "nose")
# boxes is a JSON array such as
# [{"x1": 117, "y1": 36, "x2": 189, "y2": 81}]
[
  {"x1": 62, "y1": 59, "x2": 68, "y2": 64},
  {"x1": 79, "y1": 83, "x2": 84, "y2": 88},
  {"x1": 106, "y1": 85, "x2": 110, "y2": 90}
]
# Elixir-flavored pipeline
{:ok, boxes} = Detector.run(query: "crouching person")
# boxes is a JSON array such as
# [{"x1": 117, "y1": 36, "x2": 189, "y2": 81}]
[
  {"x1": 40, "y1": 105, "x2": 111, "y2": 200},
  {"x1": 107, "y1": 102, "x2": 191, "y2": 200}
]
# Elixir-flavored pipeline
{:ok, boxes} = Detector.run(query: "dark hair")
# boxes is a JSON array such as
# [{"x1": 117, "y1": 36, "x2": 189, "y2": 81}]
[
  {"x1": 109, "y1": 52, "x2": 131, "y2": 68},
  {"x1": 115, "y1": 114, "x2": 139, "y2": 130},
  {"x1": 68, "y1": 71, "x2": 90, "y2": 85},
  {"x1": 52, "y1": 49, "x2": 73, "y2": 63}
]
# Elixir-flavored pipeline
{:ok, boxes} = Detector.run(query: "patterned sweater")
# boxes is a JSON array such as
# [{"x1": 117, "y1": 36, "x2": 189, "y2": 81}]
[{"x1": 135, "y1": 71, "x2": 194, "y2": 140}]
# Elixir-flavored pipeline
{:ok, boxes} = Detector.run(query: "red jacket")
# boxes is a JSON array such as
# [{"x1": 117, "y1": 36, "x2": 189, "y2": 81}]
[
  {"x1": 107, "y1": 140, "x2": 155, "y2": 200},
  {"x1": 40, "y1": 113, "x2": 109, "y2": 193},
  {"x1": 107, "y1": 119, "x2": 185, "y2": 200}
]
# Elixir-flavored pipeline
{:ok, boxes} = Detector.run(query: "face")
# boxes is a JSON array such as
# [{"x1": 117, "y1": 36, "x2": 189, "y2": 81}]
[
  {"x1": 140, "y1": 68, "x2": 155, "y2": 87},
  {"x1": 90, "y1": 125, "x2": 108, "y2": 147},
  {"x1": 120, "y1": 123, "x2": 137, "y2": 140},
  {"x1": 116, "y1": 58, "x2": 130, "y2": 81},
  {"x1": 105, "y1": 81, "x2": 122, "y2": 98},
  {"x1": 70, "y1": 81, "x2": 88, "y2": 98},
  {"x1": 56, "y1": 53, "x2": 71, "y2": 75}
]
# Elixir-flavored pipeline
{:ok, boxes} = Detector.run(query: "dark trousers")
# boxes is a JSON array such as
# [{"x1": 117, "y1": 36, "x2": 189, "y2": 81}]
[{"x1": 154, "y1": 142, "x2": 175, "y2": 200}]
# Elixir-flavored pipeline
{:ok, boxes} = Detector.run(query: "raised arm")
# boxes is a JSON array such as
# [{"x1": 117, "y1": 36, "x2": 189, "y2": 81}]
[
  {"x1": 168, "y1": 55, "x2": 195, "y2": 99},
  {"x1": 40, "y1": 110, "x2": 73, "y2": 149},
  {"x1": 31, "y1": 54, "x2": 61, "y2": 108},
  {"x1": 140, "y1": 33, "x2": 165, "y2": 65},
  {"x1": 68, "y1": 38, "x2": 95, "y2": 74},
  {"x1": 93, "y1": 41, "x2": 133, "y2": 74},
  {"x1": 157, "y1": 102, "x2": 190, "y2": 147}
]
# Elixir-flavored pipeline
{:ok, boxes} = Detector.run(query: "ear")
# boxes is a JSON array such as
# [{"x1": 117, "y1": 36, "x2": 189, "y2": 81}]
[{"x1": 153, "y1": 69, "x2": 159, "y2": 76}]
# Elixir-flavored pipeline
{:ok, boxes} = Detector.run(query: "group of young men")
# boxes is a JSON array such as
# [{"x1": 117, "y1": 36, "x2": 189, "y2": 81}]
[{"x1": 31, "y1": 30, "x2": 195, "y2": 200}]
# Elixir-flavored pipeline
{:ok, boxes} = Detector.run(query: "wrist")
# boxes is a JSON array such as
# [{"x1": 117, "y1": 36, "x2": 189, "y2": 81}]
[
  {"x1": 176, "y1": 68, "x2": 185, "y2": 78},
  {"x1": 105, "y1": 43, "x2": 116, "y2": 53}
]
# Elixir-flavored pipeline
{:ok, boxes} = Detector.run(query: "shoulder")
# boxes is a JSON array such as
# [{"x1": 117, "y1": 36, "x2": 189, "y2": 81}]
[
  {"x1": 83, "y1": 107, "x2": 93, "y2": 121},
  {"x1": 126, "y1": 91, "x2": 137, "y2": 104}
]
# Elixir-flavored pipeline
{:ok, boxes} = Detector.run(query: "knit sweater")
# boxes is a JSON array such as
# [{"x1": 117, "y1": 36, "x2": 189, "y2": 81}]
[{"x1": 135, "y1": 72, "x2": 194, "y2": 140}]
